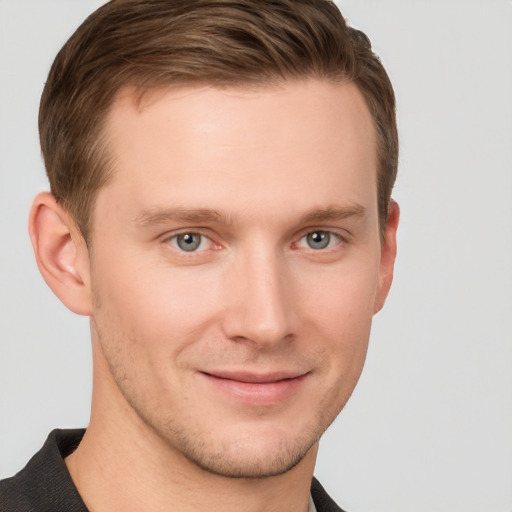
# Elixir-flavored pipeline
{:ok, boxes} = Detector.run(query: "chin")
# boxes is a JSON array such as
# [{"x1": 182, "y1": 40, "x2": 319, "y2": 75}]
[
  {"x1": 180, "y1": 436, "x2": 317, "y2": 479},
  {"x1": 159, "y1": 420, "x2": 322, "y2": 479}
]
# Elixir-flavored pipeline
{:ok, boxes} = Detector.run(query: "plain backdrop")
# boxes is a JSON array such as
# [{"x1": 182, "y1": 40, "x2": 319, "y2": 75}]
[{"x1": 0, "y1": 1, "x2": 511, "y2": 511}]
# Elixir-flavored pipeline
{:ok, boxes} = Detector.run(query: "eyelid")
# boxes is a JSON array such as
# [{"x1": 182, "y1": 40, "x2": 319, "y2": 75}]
[
  {"x1": 297, "y1": 226, "x2": 350, "y2": 240},
  {"x1": 293, "y1": 228, "x2": 349, "y2": 250},
  {"x1": 162, "y1": 228, "x2": 221, "y2": 252}
]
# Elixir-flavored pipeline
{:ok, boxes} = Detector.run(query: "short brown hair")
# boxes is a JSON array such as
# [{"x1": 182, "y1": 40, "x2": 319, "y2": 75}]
[{"x1": 39, "y1": 0, "x2": 398, "y2": 241}]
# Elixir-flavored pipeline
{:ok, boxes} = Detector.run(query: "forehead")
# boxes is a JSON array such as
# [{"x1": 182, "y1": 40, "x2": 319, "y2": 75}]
[{"x1": 96, "y1": 79, "x2": 377, "y2": 227}]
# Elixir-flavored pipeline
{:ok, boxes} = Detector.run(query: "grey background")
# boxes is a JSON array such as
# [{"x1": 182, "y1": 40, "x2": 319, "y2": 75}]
[{"x1": 1, "y1": 1, "x2": 511, "y2": 510}]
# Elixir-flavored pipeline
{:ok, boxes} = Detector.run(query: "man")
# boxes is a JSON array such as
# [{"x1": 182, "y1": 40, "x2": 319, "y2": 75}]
[{"x1": 0, "y1": 0, "x2": 398, "y2": 510}]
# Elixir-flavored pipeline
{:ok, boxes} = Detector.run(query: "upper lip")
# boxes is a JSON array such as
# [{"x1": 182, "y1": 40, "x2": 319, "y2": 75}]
[{"x1": 201, "y1": 370, "x2": 309, "y2": 383}]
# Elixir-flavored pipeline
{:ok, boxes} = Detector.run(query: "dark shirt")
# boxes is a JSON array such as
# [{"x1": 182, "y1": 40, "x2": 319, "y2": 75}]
[{"x1": 0, "y1": 429, "x2": 344, "y2": 511}]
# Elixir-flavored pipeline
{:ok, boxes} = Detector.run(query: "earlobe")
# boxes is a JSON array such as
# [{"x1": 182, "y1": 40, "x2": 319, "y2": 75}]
[
  {"x1": 29, "y1": 192, "x2": 93, "y2": 316},
  {"x1": 374, "y1": 200, "x2": 400, "y2": 314}
]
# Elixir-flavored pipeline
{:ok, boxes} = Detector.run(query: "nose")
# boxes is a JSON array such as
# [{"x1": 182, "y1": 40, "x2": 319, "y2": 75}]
[{"x1": 220, "y1": 248, "x2": 297, "y2": 348}]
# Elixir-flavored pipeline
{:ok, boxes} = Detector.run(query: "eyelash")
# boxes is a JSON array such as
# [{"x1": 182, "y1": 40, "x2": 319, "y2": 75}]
[
  {"x1": 295, "y1": 230, "x2": 344, "y2": 251},
  {"x1": 165, "y1": 231, "x2": 216, "y2": 253},
  {"x1": 164, "y1": 228, "x2": 346, "y2": 255}
]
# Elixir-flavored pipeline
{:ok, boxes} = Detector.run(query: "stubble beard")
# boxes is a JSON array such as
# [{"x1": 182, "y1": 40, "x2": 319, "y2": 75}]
[
  {"x1": 108, "y1": 356, "x2": 331, "y2": 479},
  {"x1": 112, "y1": 367, "x2": 329, "y2": 479},
  {"x1": 91, "y1": 304, "x2": 342, "y2": 480},
  {"x1": 156, "y1": 418, "x2": 324, "y2": 479}
]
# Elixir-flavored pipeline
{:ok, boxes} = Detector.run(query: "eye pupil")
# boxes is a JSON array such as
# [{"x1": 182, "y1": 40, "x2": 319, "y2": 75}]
[
  {"x1": 177, "y1": 233, "x2": 201, "y2": 251},
  {"x1": 307, "y1": 231, "x2": 330, "y2": 250}
]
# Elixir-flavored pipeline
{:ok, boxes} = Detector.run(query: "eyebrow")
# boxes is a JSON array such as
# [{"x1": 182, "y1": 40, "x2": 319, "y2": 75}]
[
  {"x1": 133, "y1": 207, "x2": 230, "y2": 227},
  {"x1": 133, "y1": 204, "x2": 366, "y2": 228},
  {"x1": 298, "y1": 204, "x2": 367, "y2": 225}
]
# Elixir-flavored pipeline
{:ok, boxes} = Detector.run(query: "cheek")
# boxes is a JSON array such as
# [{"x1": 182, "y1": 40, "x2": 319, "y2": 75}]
[
  {"x1": 304, "y1": 272, "x2": 376, "y2": 418},
  {"x1": 91, "y1": 253, "x2": 221, "y2": 356},
  {"x1": 296, "y1": 259, "x2": 379, "y2": 382},
  {"x1": 298, "y1": 258, "x2": 380, "y2": 331}
]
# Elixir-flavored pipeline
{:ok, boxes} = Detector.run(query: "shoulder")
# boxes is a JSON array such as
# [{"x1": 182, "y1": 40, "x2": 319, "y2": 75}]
[
  {"x1": 0, "y1": 476, "x2": 34, "y2": 512},
  {"x1": 0, "y1": 429, "x2": 87, "y2": 512},
  {"x1": 311, "y1": 477, "x2": 347, "y2": 512}
]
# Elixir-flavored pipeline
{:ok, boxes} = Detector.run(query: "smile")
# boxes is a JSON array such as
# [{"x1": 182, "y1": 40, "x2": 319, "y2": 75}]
[{"x1": 199, "y1": 370, "x2": 310, "y2": 406}]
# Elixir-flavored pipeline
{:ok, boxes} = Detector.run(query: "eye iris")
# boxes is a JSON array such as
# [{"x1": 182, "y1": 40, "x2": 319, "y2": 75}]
[
  {"x1": 307, "y1": 231, "x2": 330, "y2": 249},
  {"x1": 177, "y1": 233, "x2": 201, "y2": 251}
]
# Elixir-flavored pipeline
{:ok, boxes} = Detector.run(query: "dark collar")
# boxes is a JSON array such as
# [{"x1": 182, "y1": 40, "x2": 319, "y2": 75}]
[
  {"x1": 0, "y1": 429, "x2": 88, "y2": 512},
  {"x1": 1, "y1": 429, "x2": 345, "y2": 512}
]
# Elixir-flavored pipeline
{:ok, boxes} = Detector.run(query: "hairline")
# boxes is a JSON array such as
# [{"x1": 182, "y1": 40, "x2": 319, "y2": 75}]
[{"x1": 82, "y1": 75, "x2": 387, "y2": 247}]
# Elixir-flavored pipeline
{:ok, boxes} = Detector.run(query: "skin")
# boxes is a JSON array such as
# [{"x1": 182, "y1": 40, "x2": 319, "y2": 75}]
[{"x1": 30, "y1": 79, "x2": 398, "y2": 512}]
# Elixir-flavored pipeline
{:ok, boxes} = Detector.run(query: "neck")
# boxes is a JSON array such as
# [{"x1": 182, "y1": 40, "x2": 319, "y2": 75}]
[{"x1": 66, "y1": 345, "x2": 317, "y2": 512}]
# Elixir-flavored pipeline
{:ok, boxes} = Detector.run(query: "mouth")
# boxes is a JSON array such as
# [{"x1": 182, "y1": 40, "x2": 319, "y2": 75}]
[{"x1": 198, "y1": 370, "x2": 310, "y2": 405}]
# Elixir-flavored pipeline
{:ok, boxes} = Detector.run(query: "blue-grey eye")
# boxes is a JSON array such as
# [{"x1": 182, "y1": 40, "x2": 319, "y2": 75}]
[
  {"x1": 306, "y1": 231, "x2": 331, "y2": 250},
  {"x1": 176, "y1": 233, "x2": 202, "y2": 252}
]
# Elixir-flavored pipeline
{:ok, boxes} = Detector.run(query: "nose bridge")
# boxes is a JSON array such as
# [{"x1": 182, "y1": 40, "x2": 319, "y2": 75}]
[{"x1": 222, "y1": 242, "x2": 295, "y2": 346}]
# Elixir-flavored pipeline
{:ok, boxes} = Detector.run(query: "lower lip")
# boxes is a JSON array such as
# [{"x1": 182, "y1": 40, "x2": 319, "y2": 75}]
[{"x1": 199, "y1": 373, "x2": 308, "y2": 406}]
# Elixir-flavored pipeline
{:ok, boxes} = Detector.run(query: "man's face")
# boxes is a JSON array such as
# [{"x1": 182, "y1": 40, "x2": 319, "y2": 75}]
[{"x1": 86, "y1": 80, "x2": 396, "y2": 478}]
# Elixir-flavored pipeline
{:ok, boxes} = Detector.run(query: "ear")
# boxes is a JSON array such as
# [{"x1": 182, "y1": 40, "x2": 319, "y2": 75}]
[
  {"x1": 373, "y1": 200, "x2": 399, "y2": 314},
  {"x1": 29, "y1": 192, "x2": 93, "y2": 316}
]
